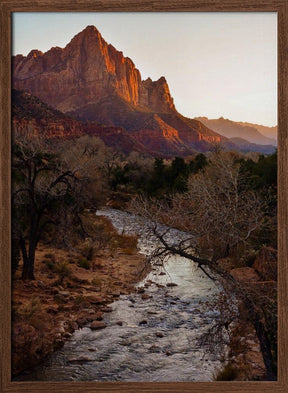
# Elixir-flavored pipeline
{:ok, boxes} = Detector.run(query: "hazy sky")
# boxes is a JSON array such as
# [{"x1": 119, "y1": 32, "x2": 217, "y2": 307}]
[{"x1": 12, "y1": 12, "x2": 277, "y2": 126}]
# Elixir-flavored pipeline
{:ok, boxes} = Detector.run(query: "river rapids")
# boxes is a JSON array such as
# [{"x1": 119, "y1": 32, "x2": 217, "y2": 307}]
[{"x1": 16, "y1": 208, "x2": 229, "y2": 382}]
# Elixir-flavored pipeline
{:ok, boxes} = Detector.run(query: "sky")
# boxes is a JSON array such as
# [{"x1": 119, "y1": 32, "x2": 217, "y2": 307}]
[{"x1": 12, "y1": 12, "x2": 277, "y2": 127}]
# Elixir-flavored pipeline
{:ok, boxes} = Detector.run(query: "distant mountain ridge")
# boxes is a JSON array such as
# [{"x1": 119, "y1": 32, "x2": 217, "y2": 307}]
[
  {"x1": 229, "y1": 137, "x2": 276, "y2": 155},
  {"x1": 238, "y1": 121, "x2": 277, "y2": 142},
  {"x1": 195, "y1": 117, "x2": 277, "y2": 146}
]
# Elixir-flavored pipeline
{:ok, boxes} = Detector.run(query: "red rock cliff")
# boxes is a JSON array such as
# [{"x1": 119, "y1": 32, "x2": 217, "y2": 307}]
[{"x1": 13, "y1": 25, "x2": 175, "y2": 115}]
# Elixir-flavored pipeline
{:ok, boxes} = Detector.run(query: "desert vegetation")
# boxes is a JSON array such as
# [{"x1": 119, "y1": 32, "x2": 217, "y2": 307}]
[
  {"x1": 128, "y1": 149, "x2": 277, "y2": 380},
  {"x1": 12, "y1": 129, "x2": 277, "y2": 380}
]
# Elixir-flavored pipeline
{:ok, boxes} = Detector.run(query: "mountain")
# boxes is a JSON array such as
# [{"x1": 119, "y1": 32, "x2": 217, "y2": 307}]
[
  {"x1": 12, "y1": 89, "x2": 153, "y2": 154},
  {"x1": 12, "y1": 89, "x2": 83, "y2": 139},
  {"x1": 13, "y1": 25, "x2": 175, "y2": 116},
  {"x1": 12, "y1": 89, "x2": 222, "y2": 157},
  {"x1": 238, "y1": 122, "x2": 277, "y2": 143},
  {"x1": 229, "y1": 138, "x2": 276, "y2": 155},
  {"x1": 195, "y1": 117, "x2": 277, "y2": 146},
  {"x1": 12, "y1": 25, "x2": 231, "y2": 155},
  {"x1": 12, "y1": 25, "x2": 272, "y2": 156}
]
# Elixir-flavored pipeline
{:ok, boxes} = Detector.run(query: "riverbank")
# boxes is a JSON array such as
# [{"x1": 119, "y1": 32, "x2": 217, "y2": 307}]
[
  {"x1": 13, "y1": 208, "x2": 227, "y2": 382},
  {"x1": 214, "y1": 250, "x2": 277, "y2": 381},
  {"x1": 12, "y1": 213, "x2": 149, "y2": 377},
  {"x1": 12, "y1": 208, "x2": 275, "y2": 381}
]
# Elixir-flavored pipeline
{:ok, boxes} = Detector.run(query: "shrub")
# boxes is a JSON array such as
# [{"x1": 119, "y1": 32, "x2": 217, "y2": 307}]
[
  {"x1": 78, "y1": 238, "x2": 95, "y2": 261},
  {"x1": 46, "y1": 261, "x2": 54, "y2": 270},
  {"x1": 91, "y1": 277, "x2": 102, "y2": 289},
  {"x1": 18, "y1": 296, "x2": 42, "y2": 321},
  {"x1": 74, "y1": 295, "x2": 84, "y2": 305},
  {"x1": 53, "y1": 261, "x2": 71, "y2": 283},
  {"x1": 214, "y1": 363, "x2": 238, "y2": 381},
  {"x1": 77, "y1": 258, "x2": 90, "y2": 270}
]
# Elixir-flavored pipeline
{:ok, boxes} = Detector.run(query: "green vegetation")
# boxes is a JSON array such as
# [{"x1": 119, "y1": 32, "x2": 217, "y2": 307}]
[
  {"x1": 53, "y1": 261, "x2": 71, "y2": 283},
  {"x1": 238, "y1": 150, "x2": 277, "y2": 191},
  {"x1": 18, "y1": 296, "x2": 42, "y2": 320},
  {"x1": 77, "y1": 258, "x2": 90, "y2": 270},
  {"x1": 109, "y1": 154, "x2": 208, "y2": 196}
]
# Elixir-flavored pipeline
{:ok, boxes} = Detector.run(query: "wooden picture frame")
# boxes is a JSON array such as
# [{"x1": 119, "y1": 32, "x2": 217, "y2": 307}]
[{"x1": 1, "y1": 1, "x2": 287, "y2": 392}]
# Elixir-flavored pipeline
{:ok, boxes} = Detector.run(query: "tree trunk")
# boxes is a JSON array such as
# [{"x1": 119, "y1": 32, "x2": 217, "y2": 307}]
[
  {"x1": 243, "y1": 296, "x2": 276, "y2": 381},
  {"x1": 21, "y1": 208, "x2": 39, "y2": 280},
  {"x1": 19, "y1": 235, "x2": 35, "y2": 280},
  {"x1": 21, "y1": 254, "x2": 35, "y2": 280},
  {"x1": 253, "y1": 320, "x2": 276, "y2": 381}
]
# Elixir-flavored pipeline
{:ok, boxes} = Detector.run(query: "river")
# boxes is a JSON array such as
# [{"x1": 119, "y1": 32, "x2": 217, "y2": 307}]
[{"x1": 16, "y1": 208, "x2": 229, "y2": 382}]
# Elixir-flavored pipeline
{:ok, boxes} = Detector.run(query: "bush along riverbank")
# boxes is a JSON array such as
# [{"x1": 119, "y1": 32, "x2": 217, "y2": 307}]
[
  {"x1": 214, "y1": 246, "x2": 277, "y2": 381},
  {"x1": 12, "y1": 213, "x2": 149, "y2": 377}
]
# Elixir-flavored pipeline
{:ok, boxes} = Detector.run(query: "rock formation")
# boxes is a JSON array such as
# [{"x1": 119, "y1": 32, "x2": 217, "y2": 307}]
[
  {"x1": 13, "y1": 25, "x2": 267, "y2": 156},
  {"x1": 13, "y1": 25, "x2": 175, "y2": 116},
  {"x1": 12, "y1": 89, "x2": 83, "y2": 139}
]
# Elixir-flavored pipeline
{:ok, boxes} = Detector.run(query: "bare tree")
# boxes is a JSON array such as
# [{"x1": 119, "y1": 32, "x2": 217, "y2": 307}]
[
  {"x1": 131, "y1": 152, "x2": 266, "y2": 274},
  {"x1": 12, "y1": 134, "x2": 107, "y2": 280},
  {"x1": 129, "y1": 151, "x2": 276, "y2": 380}
]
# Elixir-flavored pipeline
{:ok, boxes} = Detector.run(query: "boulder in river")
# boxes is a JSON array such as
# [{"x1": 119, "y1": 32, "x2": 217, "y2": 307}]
[{"x1": 90, "y1": 321, "x2": 107, "y2": 330}]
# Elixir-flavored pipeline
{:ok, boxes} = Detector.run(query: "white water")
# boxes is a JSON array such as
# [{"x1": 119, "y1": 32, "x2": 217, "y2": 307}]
[{"x1": 16, "y1": 208, "x2": 228, "y2": 382}]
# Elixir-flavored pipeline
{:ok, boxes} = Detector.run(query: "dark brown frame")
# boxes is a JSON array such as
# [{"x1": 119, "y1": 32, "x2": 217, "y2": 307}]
[{"x1": 1, "y1": 1, "x2": 287, "y2": 392}]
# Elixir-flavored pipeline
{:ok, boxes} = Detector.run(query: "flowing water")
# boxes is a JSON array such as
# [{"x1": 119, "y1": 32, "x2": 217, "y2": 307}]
[{"x1": 16, "y1": 208, "x2": 228, "y2": 382}]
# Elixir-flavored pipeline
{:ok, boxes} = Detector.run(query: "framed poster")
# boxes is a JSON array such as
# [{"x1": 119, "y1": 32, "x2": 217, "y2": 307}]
[{"x1": 1, "y1": 1, "x2": 287, "y2": 392}]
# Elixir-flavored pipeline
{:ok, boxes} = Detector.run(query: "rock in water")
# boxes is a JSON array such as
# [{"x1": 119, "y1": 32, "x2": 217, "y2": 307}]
[
  {"x1": 90, "y1": 321, "x2": 107, "y2": 330},
  {"x1": 166, "y1": 282, "x2": 178, "y2": 287}
]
